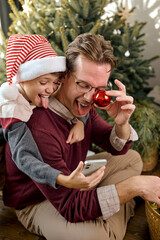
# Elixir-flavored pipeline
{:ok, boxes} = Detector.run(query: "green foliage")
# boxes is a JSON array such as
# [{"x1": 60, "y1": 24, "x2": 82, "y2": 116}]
[
  {"x1": 130, "y1": 100, "x2": 160, "y2": 158},
  {"x1": 150, "y1": 202, "x2": 160, "y2": 214},
  {"x1": 0, "y1": 58, "x2": 6, "y2": 85},
  {"x1": 94, "y1": 100, "x2": 160, "y2": 159},
  {"x1": 0, "y1": 29, "x2": 7, "y2": 85}
]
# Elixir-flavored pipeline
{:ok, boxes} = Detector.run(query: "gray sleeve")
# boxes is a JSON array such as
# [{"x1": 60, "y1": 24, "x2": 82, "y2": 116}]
[
  {"x1": 77, "y1": 113, "x2": 89, "y2": 125},
  {"x1": 3, "y1": 122, "x2": 62, "y2": 189}
]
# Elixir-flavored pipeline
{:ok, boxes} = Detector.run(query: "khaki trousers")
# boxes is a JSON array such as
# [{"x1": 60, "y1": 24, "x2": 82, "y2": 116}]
[{"x1": 15, "y1": 149, "x2": 143, "y2": 240}]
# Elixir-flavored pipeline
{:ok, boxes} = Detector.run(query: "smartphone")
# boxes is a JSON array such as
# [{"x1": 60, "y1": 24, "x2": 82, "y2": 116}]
[{"x1": 82, "y1": 159, "x2": 107, "y2": 176}]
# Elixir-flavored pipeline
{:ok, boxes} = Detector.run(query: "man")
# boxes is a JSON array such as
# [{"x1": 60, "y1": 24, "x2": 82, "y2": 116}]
[{"x1": 3, "y1": 33, "x2": 160, "y2": 240}]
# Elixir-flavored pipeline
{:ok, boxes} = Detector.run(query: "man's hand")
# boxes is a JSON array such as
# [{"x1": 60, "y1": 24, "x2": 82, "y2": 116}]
[
  {"x1": 104, "y1": 79, "x2": 135, "y2": 126},
  {"x1": 57, "y1": 161, "x2": 105, "y2": 189}
]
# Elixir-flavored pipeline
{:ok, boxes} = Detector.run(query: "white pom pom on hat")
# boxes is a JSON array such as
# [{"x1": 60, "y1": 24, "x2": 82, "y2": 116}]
[
  {"x1": 4, "y1": 34, "x2": 66, "y2": 100},
  {"x1": 0, "y1": 82, "x2": 19, "y2": 101}
]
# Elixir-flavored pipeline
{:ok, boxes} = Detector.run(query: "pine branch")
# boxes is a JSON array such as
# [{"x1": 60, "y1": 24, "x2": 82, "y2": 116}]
[
  {"x1": 60, "y1": 26, "x2": 68, "y2": 52},
  {"x1": 67, "y1": 9, "x2": 80, "y2": 34},
  {"x1": 89, "y1": 20, "x2": 101, "y2": 34},
  {"x1": 0, "y1": 29, "x2": 7, "y2": 48},
  {"x1": 82, "y1": 0, "x2": 89, "y2": 19}
]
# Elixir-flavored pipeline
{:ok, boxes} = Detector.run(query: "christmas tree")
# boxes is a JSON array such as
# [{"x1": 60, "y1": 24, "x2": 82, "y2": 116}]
[{"x1": 0, "y1": 0, "x2": 160, "y2": 163}]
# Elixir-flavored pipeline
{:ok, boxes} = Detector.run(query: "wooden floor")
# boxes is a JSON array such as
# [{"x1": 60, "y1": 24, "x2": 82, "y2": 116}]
[
  {"x1": 0, "y1": 192, "x2": 44, "y2": 240},
  {"x1": 124, "y1": 197, "x2": 151, "y2": 240}
]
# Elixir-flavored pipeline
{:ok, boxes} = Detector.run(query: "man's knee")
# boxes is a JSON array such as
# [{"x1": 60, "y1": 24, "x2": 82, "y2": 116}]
[{"x1": 127, "y1": 149, "x2": 143, "y2": 174}]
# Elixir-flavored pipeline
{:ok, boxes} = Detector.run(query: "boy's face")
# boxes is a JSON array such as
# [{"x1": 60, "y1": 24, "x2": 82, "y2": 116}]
[{"x1": 20, "y1": 73, "x2": 60, "y2": 108}]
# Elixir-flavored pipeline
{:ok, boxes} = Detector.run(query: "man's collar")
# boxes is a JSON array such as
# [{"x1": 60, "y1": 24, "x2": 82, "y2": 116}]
[{"x1": 48, "y1": 96, "x2": 78, "y2": 124}]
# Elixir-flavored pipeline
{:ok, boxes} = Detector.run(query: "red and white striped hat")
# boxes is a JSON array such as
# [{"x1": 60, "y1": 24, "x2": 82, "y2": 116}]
[{"x1": 6, "y1": 34, "x2": 66, "y2": 84}]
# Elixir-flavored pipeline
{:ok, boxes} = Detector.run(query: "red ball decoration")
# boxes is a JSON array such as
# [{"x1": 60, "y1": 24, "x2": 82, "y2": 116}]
[{"x1": 93, "y1": 90, "x2": 111, "y2": 107}]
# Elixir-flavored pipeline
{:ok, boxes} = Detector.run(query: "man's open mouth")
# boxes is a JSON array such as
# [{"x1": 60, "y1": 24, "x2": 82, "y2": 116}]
[
  {"x1": 76, "y1": 100, "x2": 92, "y2": 116},
  {"x1": 80, "y1": 102, "x2": 89, "y2": 107}
]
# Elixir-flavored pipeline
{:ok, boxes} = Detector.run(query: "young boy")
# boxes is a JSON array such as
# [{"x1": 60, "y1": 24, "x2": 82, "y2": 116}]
[{"x1": 0, "y1": 34, "x2": 99, "y2": 190}]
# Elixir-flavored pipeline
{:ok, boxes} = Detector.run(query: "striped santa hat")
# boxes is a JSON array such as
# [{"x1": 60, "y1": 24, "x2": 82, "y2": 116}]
[
  {"x1": 7, "y1": 34, "x2": 66, "y2": 84},
  {"x1": 1, "y1": 34, "x2": 66, "y2": 100}
]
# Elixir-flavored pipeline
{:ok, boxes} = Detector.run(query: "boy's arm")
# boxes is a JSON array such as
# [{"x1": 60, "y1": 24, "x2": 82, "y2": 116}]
[
  {"x1": 3, "y1": 121, "x2": 62, "y2": 188},
  {"x1": 66, "y1": 113, "x2": 89, "y2": 144},
  {"x1": 4, "y1": 121, "x2": 103, "y2": 190}
]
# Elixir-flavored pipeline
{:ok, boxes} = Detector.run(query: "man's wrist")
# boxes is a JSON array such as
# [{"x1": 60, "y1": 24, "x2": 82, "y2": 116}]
[{"x1": 115, "y1": 123, "x2": 131, "y2": 140}]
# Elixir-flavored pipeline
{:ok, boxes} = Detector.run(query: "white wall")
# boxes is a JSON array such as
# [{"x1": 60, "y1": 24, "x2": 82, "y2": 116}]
[
  {"x1": 105, "y1": 0, "x2": 160, "y2": 87},
  {"x1": 129, "y1": 0, "x2": 160, "y2": 87}
]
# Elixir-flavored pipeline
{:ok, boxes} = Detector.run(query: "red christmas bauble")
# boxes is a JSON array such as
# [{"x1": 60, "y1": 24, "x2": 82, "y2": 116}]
[{"x1": 93, "y1": 90, "x2": 111, "y2": 107}]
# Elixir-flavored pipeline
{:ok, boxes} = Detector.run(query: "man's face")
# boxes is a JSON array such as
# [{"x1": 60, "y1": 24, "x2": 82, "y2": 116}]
[
  {"x1": 58, "y1": 55, "x2": 111, "y2": 117},
  {"x1": 20, "y1": 73, "x2": 60, "y2": 108}
]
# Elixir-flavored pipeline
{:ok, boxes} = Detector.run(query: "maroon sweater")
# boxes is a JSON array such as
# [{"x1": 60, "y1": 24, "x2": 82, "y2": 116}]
[{"x1": 3, "y1": 107, "x2": 131, "y2": 222}]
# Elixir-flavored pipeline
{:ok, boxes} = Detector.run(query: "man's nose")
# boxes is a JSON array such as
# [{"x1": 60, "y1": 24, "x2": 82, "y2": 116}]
[{"x1": 83, "y1": 88, "x2": 96, "y2": 102}]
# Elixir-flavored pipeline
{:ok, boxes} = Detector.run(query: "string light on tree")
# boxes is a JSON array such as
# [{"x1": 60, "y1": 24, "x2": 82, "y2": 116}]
[
  {"x1": 149, "y1": 66, "x2": 153, "y2": 72},
  {"x1": 23, "y1": 4, "x2": 32, "y2": 16},
  {"x1": 113, "y1": 29, "x2": 121, "y2": 35},
  {"x1": 55, "y1": 0, "x2": 61, "y2": 7},
  {"x1": 125, "y1": 50, "x2": 130, "y2": 57},
  {"x1": 17, "y1": 21, "x2": 21, "y2": 26},
  {"x1": 0, "y1": 52, "x2": 4, "y2": 59}
]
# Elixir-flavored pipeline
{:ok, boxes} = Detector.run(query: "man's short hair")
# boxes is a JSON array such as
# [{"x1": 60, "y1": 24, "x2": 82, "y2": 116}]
[{"x1": 66, "y1": 33, "x2": 116, "y2": 73}]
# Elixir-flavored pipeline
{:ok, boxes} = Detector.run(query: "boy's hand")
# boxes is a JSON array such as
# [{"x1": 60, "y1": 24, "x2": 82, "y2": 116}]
[
  {"x1": 66, "y1": 120, "x2": 84, "y2": 144},
  {"x1": 57, "y1": 161, "x2": 105, "y2": 189}
]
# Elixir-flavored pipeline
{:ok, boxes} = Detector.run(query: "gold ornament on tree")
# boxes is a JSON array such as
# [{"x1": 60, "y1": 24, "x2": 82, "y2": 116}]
[{"x1": 117, "y1": 1, "x2": 136, "y2": 26}]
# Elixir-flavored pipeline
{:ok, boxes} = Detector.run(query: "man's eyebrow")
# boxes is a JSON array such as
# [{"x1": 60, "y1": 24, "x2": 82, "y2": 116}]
[
  {"x1": 79, "y1": 80, "x2": 107, "y2": 89},
  {"x1": 73, "y1": 74, "x2": 108, "y2": 88}
]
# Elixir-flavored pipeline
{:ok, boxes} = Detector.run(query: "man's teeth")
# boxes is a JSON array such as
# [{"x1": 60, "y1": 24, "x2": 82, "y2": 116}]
[{"x1": 80, "y1": 103, "x2": 89, "y2": 107}]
